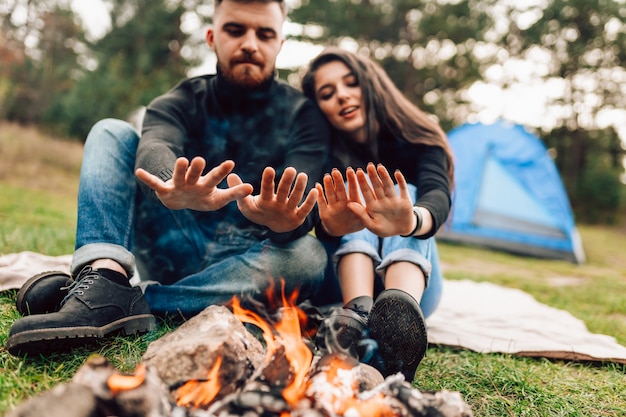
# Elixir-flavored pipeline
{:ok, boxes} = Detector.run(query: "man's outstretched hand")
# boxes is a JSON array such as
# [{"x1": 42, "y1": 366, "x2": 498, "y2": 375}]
[
  {"x1": 227, "y1": 166, "x2": 317, "y2": 233},
  {"x1": 135, "y1": 157, "x2": 253, "y2": 211}
]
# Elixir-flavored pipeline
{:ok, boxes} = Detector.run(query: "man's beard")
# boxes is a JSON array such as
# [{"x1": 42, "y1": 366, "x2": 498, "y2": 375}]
[{"x1": 218, "y1": 61, "x2": 274, "y2": 90}]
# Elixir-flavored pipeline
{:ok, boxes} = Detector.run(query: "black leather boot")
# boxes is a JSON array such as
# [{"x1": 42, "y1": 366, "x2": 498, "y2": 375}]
[
  {"x1": 16, "y1": 271, "x2": 73, "y2": 316},
  {"x1": 369, "y1": 289, "x2": 428, "y2": 381},
  {"x1": 316, "y1": 306, "x2": 369, "y2": 359},
  {"x1": 7, "y1": 266, "x2": 156, "y2": 356}
]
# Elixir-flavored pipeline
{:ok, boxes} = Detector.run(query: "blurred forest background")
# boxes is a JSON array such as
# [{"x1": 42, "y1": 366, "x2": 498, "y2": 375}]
[{"x1": 1, "y1": 0, "x2": 625, "y2": 224}]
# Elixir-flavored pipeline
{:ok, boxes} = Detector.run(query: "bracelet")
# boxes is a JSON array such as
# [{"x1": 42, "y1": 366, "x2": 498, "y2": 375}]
[{"x1": 400, "y1": 206, "x2": 423, "y2": 237}]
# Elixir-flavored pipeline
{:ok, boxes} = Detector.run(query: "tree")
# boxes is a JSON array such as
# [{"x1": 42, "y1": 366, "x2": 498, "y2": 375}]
[
  {"x1": 57, "y1": 0, "x2": 195, "y2": 138},
  {"x1": 502, "y1": 0, "x2": 626, "y2": 220},
  {"x1": 289, "y1": 0, "x2": 626, "y2": 222},
  {"x1": 0, "y1": 1, "x2": 84, "y2": 124},
  {"x1": 289, "y1": 0, "x2": 497, "y2": 131}
]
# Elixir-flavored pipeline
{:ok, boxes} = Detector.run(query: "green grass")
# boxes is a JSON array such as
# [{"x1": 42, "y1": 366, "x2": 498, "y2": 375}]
[
  {"x1": 1, "y1": 124, "x2": 626, "y2": 416},
  {"x1": 438, "y1": 226, "x2": 626, "y2": 347},
  {"x1": 0, "y1": 185, "x2": 77, "y2": 256}
]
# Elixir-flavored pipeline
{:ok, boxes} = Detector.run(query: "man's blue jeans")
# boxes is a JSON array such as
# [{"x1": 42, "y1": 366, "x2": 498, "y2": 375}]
[{"x1": 71, "y1": 119, "x2": 327, "y2": 317}]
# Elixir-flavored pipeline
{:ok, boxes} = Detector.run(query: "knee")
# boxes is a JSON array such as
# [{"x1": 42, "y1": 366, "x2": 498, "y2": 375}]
[
  {"x1": 280, "y1": 236, "x2": 327, "y2": 301},
  {"x1": 85, "y1": 119, "x2": 138, "y2": 151},
  {"x1": 295, "y1": 235, "x2": 328, "y2": 280},
  {"x1": 81, "y1": 119, "x2": 140, "y2": 175}
]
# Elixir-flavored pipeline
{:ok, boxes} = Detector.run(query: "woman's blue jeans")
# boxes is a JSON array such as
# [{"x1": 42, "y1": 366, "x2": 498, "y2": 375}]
[
  {"x1": 327, "y1": 184, "x2": 443, "y2": 318},
  {"x1": 71, "y1": 119, "x2": 327, "y2": 317}
]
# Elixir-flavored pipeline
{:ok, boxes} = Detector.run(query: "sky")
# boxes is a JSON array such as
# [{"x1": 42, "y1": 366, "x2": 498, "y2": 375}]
[{"x1": 69, "y1": 0, "x2": 626, "y2": 162}]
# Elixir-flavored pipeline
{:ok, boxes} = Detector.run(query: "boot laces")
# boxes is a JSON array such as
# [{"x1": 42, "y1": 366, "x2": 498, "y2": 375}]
[{"x1": 60, "y1": 266, "x2": 100, "y2": 306}]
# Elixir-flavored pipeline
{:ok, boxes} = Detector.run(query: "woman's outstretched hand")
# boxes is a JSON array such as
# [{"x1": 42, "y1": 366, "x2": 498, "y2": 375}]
[
  {"x1": 316, "y1": 167, "x2": 366, "y2": 236},
  {"x1": 347, "y1": 163, "x2": 416, "y2": 237}
]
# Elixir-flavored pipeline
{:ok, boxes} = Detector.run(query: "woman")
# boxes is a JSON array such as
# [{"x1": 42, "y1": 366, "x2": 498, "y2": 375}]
[{"x1": 301, "y1": 47, "x2": 454, "y2": 381}]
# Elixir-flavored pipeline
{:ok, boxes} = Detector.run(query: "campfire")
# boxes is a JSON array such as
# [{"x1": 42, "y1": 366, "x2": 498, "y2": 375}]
[{"x1": 7, "y1": 282, "x2": 473, "y2": 417}]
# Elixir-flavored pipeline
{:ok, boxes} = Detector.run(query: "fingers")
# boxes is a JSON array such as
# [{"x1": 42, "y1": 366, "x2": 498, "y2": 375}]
[
  {"x1": 286, "y1": 172, "x2": 308, "y2": 210},
  {"x1": 297, "y1": 187, "x2": 318, "y2": 218},
  {"x1": 320, "y1": 169, "x2": 346, "y2": 205},
  {"x1": 316, "y1": 183, "x2": 328, "y2": 208},
  {"x1": 346, "y1": 167, "x2": 361, "y2": 203},
  {"x1": 186, "y1": 157, "x2": 206, "y2": 184},
  {"x1": 355, "y1": 168, "x2": 375, "y2": 203},
  {"x1": 226, "y1": 173, "x2": 254, "y2": 200},
  {"x1": 204, "y1": 160, "x2": 236, "y2": 187},
  {"x1": 357, "y1": 164, "x2": 404, "y2": 202},
  {"x1": 365, "y1": 163, "x2": 386, "y2": 198},
  {"x1": 275, "y1": 167, "x2": 297, "y2": 202},
  {"x1": 135, "y1": 168, "x2": 167, "y2": 192},
  {"x1": 259, "y1": 167, "x2": 278, "y2": 201},
  {"x1": 260, "y1": 167, "x2": 310, "y2": 208},
  {"x1": 171, "y1": 157, "x2": 234, "y2": 189},
  {"x1": 374, "y1": 164, "x2": 397, "y2": 197},
  {"x1": 394, "y1": 169, "x2": 411, "y2": 200},
  {"x1": 320, "y1": 174, "x2": 335, "y2": 204},
  {"x1": 172, "y1": 157, "x2": 190, "y2": 188},
  {"x1": 330, "y1": 169, "x2": 348, "y2": 201}
]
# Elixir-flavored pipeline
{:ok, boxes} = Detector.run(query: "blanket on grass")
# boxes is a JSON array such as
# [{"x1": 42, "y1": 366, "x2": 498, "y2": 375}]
[{"x1": 2, "y1": 251, "x2": 626, "y2": 365}]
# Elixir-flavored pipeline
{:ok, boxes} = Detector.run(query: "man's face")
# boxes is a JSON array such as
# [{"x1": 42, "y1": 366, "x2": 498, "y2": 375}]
[{"x1": 206, "y1": 1, "x2": 285, "y2": 89}]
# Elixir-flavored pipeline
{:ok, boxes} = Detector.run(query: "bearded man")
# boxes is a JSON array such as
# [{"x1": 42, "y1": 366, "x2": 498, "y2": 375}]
[{"x1": 7, "y1": 0, "x2": 330, "y2": 356}]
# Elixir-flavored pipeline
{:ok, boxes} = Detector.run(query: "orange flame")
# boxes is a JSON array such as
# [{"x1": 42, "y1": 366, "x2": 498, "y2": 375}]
[
  {"x1": 343, "y1": 395, "x2": 396, "y2": 417},
  {"x1": 175, "y1": 356, "x2": 223, "y2": 408},
  {"x1": 307, "y1": 355, "x2": 396, "y2": 416},
  {"x1": 276, "y1": 304, "x2": 313, "y2": 405},
  {"x1": 107, "y1": 363, "x2": 146, "y2": 396},
  {"x1": 231, "y1": 281, "x2": 312, "y2": 406},
  {"x1": 172, "y1": 279, "x2": 397, "y2": 415},
  {"x1": 231, "y1": 296, "x2": 279, "y2": 353},
  {"x1": 274, "y1": 283, "x2": 312, "y2": 405}
]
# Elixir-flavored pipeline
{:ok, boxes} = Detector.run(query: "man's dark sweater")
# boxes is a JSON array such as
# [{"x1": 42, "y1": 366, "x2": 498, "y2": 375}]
[{"x1": 138, "y1": 74, "x2": 330, "y2": 243}]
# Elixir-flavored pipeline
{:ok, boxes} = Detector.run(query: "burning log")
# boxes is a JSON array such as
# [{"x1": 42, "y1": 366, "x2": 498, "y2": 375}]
[
  {"x1": 5, "y1": 382, "x2": 97, "y2": 417},
  {"x1": 142, "y1": 304, "x2": 266, "y2": 405},
  {"x1": 6, "y1": 355, "x2": 171, "y2": 417},
  {"x1": 107, "y1": 363, "x2": 147, "y2": 395},
  {"x1": 73, "y1": 355, "x2": 172, "y2": 417}
]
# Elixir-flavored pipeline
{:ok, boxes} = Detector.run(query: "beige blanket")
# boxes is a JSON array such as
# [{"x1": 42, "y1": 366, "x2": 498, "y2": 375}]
[
  {"x1": 0, "y1": 251, "x2": 72, "y2": 291},
  {"x1": 2, "y1": 251, "x2": 626, "y2": 364},
  {"x1": 425, "y1": 279, "x2": 626, "y2": 364}
]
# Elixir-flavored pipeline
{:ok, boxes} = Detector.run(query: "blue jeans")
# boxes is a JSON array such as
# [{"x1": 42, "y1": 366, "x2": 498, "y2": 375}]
[
  {"x1": 71, "y1": 119, "x2": 327, "y2": 317},
  {"x1": 329, "y1": 184, "x2": 443, "y2": 318}
]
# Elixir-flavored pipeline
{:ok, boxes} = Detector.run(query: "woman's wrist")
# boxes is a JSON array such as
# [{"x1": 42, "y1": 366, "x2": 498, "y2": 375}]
[
  {"x1": 400, "y1": 206, "x2": 423, "y2": 237},
  {"x1": 319, "y1": 220, "x2": 341, "y2": 237}
]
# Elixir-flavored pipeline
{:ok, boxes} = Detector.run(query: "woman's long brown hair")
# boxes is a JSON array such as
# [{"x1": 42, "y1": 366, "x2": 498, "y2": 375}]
[{"x1": 301, "y1": 46, "x2": 454, "y2": 187}]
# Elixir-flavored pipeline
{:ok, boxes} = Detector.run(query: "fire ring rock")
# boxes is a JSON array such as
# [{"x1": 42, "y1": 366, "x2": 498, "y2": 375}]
[{"x1": 142, "y1": 305, "x2": 266, "y2": 402}]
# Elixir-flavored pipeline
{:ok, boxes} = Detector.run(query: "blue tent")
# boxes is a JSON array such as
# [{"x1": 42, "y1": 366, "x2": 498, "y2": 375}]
[{"x1": 437, "y1": 120, "x2": 586, "y2": 263}]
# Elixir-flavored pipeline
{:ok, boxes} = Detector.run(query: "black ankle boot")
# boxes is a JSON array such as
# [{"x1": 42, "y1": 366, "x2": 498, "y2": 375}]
[
  {"x1": 16, "y1": 271, "x2": 73, "y2": 316},
  {"x1": 316, "y1": 306, "x2": 370, "y2": 359},
  {"x1": 7, "y1": 266, "x2": 156, "y2": 356},
  {"x1": 369, "y1": 289, "x2": 427, "y2": 381}
]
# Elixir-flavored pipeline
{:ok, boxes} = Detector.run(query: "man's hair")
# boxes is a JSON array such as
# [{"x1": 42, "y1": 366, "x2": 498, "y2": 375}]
[{"x1": 214, "y1": 0, "x2": 287, "y2": 16}]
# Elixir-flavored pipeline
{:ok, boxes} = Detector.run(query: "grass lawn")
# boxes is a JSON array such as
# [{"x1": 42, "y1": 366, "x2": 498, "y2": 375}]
[{"x1": 1, "y1": 123, "x2": 625, "y2": 416}]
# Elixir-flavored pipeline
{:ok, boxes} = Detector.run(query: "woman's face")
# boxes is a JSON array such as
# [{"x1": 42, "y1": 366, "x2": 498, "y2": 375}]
[{"x1": 313, "y1": 60, "x2": 367, "y2": 143}]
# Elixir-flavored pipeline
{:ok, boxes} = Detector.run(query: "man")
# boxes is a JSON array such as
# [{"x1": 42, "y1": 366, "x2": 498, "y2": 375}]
[{"x1": 7, "y1": 0, "x2": 330, "y2": 355}]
